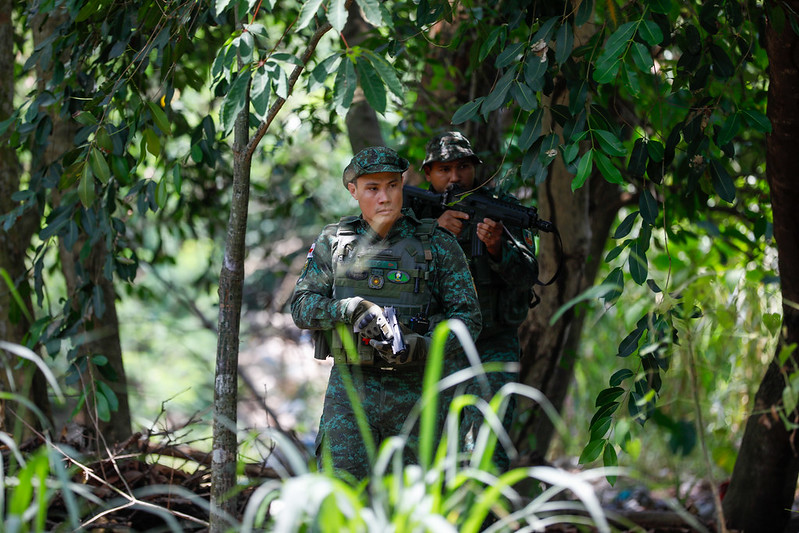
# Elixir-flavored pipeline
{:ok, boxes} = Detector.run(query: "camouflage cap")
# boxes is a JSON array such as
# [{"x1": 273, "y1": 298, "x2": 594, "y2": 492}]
[
  {"x1": 421, "y1": 131, "x2": 483, "y2": 168},
  {"x1": 342, "y1": 146, "x2": 410, "y2": 186}
]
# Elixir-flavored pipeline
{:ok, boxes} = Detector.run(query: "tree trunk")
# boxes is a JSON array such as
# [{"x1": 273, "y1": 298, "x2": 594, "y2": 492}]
[
  {"x1": 30, "y1": 7, "x2": 131, "y2": 445},
  {"x1": 723, "y1": 3, "x2": 799, "y2": 530},
  {"x1": 0, "y1": 0, "x2": 52, "y2": 438},
  {"x1": 343, "y1": 3, "x2": 385, "y2": 153},
  {"x1": 516, "y1": 161, "x2": 622, "y2": 458},
  {"x1": 210, "y1": 86, "x2": 251, "y2": 533}
]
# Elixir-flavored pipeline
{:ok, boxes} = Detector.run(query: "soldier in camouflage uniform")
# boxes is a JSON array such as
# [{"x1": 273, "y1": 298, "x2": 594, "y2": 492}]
[
  {"x1": 291, "y1": 146, "x2": 481, "y2": 480},
  {"x1": 416, "y1": 132, "x2": 539, "y2": 472}
]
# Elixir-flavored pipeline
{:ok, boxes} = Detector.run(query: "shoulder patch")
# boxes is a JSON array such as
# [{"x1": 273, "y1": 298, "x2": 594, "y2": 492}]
[
  {"x1": 297, "y1": 243, "x2": 315, "y2": 284},
  {"x1": 523, "y1": 229, "x2": 535, "y2": 248}
]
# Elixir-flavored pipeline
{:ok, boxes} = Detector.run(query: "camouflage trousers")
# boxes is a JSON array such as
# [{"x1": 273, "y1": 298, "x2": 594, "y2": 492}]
[
  {"x1": 442, "y1": 330, "x2": 520, "y2": 473},
  {"x1": 315, "y1": 363, "x2": 427, "y2": 480}
]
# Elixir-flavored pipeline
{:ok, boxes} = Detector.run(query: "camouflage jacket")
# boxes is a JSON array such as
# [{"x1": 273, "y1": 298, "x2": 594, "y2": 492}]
[
  {"x1": 291, "y1": 210, "x2": 482, "y2": 357},
  {"x1": 409, "y1": 185, "x2": 539, "y2": 334}
]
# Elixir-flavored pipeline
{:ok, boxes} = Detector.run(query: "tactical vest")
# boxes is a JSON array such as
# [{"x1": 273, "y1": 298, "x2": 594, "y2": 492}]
[
  {"x1": 470, "y1": 253, "x2": 529, "y2": 331},
  {"x1": 328, "y1": 216, "x2": 437, "y2": 365}
]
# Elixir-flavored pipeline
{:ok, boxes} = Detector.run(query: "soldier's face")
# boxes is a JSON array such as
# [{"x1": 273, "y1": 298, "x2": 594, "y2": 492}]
[
  {"x1": 348, "y1": 172, "x2": 403, "y2": 237},
  {"x1": 424, "y1": 159, "x2": 476, "y2": 192}
]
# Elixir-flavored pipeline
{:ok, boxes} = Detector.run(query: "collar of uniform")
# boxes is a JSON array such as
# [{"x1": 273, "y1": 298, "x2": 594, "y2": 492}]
[{"x1": 354, "y1": 213, "x2": 421, "y2": 241}]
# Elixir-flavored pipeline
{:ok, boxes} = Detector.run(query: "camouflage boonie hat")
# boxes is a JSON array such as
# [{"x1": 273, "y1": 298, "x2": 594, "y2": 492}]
[
  {"x1": 421, "y1": 131, "x2": 483, "y2": 168},
  {"x1": 342, "y1": 146, "x2": 410, "y2": 186}
]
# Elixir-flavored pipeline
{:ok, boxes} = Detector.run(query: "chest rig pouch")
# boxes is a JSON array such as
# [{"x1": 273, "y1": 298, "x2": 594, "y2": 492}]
[{"x1": 330, "y1": 216, "x2": 437, "y2": 365}]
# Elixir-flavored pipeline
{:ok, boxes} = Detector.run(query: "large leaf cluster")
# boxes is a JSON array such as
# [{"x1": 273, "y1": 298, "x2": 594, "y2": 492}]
[{"x1": 385, "y1": 0, "x2": 773, "y2": 471}]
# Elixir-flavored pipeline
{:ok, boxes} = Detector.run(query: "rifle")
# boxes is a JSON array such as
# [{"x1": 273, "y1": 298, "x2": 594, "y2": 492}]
[{"x1": 403, "y1": 184, "x2": 555, "y2": 257}]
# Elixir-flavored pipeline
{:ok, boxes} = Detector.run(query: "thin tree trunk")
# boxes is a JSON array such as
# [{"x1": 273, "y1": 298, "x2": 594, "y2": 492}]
[
  {"x1": 210, "y1": 84, "x2": 251, "y2": 533},
  {"x1": 723, "y1": 3, "x2": 799, "y2": 530}
]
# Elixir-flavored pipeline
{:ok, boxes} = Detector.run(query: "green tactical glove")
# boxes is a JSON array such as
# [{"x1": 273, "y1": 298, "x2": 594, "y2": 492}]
[{"x1": 349, "y1": 298, "x2": 393, "y2": 341}]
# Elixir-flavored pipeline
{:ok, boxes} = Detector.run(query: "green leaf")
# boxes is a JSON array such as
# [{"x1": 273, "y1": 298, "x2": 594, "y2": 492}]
[
  {"x1": 601, "y1": 267, "x2": 624, "y2": 304},
  {"x1": 561, "y1": 142, "x2": 579, "y2": 165},
  {"x1": 717, "y1": 112, "x2": 741, "y2": 146},
  {"x1": 364, "y1": 51, "x2": 404, "y2": 97},
  {"x1": 590, "y1": 416, "x2": 612, "y2": 440},
  {"x1": 649, "y1": 0, "x2": 671, "y2": 14},
  {"x1": 579, "y1": 439, "x2": 606, "y2": 464},
  {"x1": 452, "y1": 98, "x2": 483, "y2": 124},
  {"x1": 146, "y1": 101, "x2": 170, "y2": 134},
  {"x1": 618, "y1": 326, "x2": 644, "y2": 357},
  {"x1": 481, "y1": 68, "x2": 515, "y2": 113},
  {"x1": 572, "y1": 149, "x2": 593, "y2": 191},
  {"x1": 594, "y1": 150, "x2": 623, "y2": 184},
  {"x1": 710, "y1": 159, "x2": 736, "y2": 203},
  {"x1": 593, "y1": 54, "x2": 623, "y2": 84},
  {"x1": 638, "y1": 20, "x2": 663, "y2": 46},
  {"x1": 95, "y1": 127, "x2": 113, "y2": 153},
  {"x1": 215, "y1": 0, "x2": 233, "y2": 14},
  {"x1": 639, "y1": 189, "x2": 658, "y2": 224},
  {"x1": 628, "y1": 240, "x2": 648, "y2": 285},
  {"x1": 603, "y1": 443, "x2": 619, "y2": 485},
  {"x1": 144, "y1": 128, "x2": 160, "y2": 157},
  {"x1": 576, "y1": 0, "x2": 593, "y2": 25},
  {"x1": 237, "y1": 32, "x2": 254, "y2": 64},
  {"x1": 740, "y1": 109, "x2": 772, "y2": 133},
  {"x1": 519, "y1": 109, "x2": 544, "y2": 150},
  {"x1": 647, "y1": 139, "x2": 664, "y2": 162},
  {"x1": 495, "y1": 42, "x2": 525, "y2": 69},
  {"x1": 538, "y1": 134, "x2": 559, "y2": 166},
  {"x1": 220, "y1": 69, "x2": 251, "y2": 135},
  {"x1": 603, "y1": 22, "x2": 637, "y2": 59},
  {"x1": 555, "y1": 22, "x2": 574, "y2": 65},
  {"x1": 533, "y1": 17, "x2": 559, "y2": 43},
  {"x1": 610, "y1": 368, "x2": 634, "y2": 386},
  {"x1": 630, "y1": 41, "x2": 653, "y2": 72},
  {"x1": 333, "y1": 58, "x2": 357, "y2": 111},
  {"x1": 190, "y1": 143, "x2": 203, "y2": 163},
  {"x1": 327, "y1": 0, "x2": 348, "y2": 33},
  {"x1": 356, "y1": 0, "x2": 383, "y2": 26},
  {"x1": 172, "y1": 165, "x2": 182, "y2": 192},
  {"x1": 621, "y1": 62, "x2": 640, "y2": 97},
  {"x1": 479, "y1": 26, "x2": 505, "y2": 62},
  {"x1": 511, "y1": 81, "x2": 537, "y2": 111},
  {"x1": 0, "y1": 111, "x2": 17, "y2": 138},
  {"x1": 627, "y1": 138, "x2": 647, "y2": 177},
  {"x1": 614, "y1": 211, "x2": 639, "y2": 239},
  {"x1": 89, "y1": 147, "x2": 110, "y2": 185},
  {"x1": 596, "y1": 386, "x2": 625, "y2": 407},
  {"x1": 297, "y1": 0, "x2": 324, "y2": 30},
  {"x1": 524, "y1": 53, "x2": 548, "y2": 89},
  {"x1": 594, "y1": 129, "x2": 626, "y2": 157},
  {"x1": 357, "y1": 57, "x2": 387, "y2": 114},
  {"x1": 76, "y1": 0, "x2": 101, "y2": 22},
  {"x1": 95, "y1": 387, "x2": 111, "y2": 422},
  {"x1": 73, "y1": 111, "x2": 98, "y2": 126},
  {"x1": 155, "y1": 175, "x2": 168, "y2": 209},
  {"x1": 78, "y1": 162, "x2": 95, "y2": 208},
  {"x1": 710, "y1": 43, "x2": 735, "y2": 78},
  {"x1": 271, "y1": 53, "x2": 303, "y2": 66},
  {"x1": 251, "y1": 67, "x2": 271, "y2": 121}
]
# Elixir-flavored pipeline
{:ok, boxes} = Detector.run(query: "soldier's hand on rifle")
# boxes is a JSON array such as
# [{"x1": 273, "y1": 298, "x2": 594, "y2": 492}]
[
  {"x1": 477, "y1": 218, "x2": 503, "y2": 258},
  {"x1": 436, "y1": 210, "x2": 470, "y2": 237}
]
